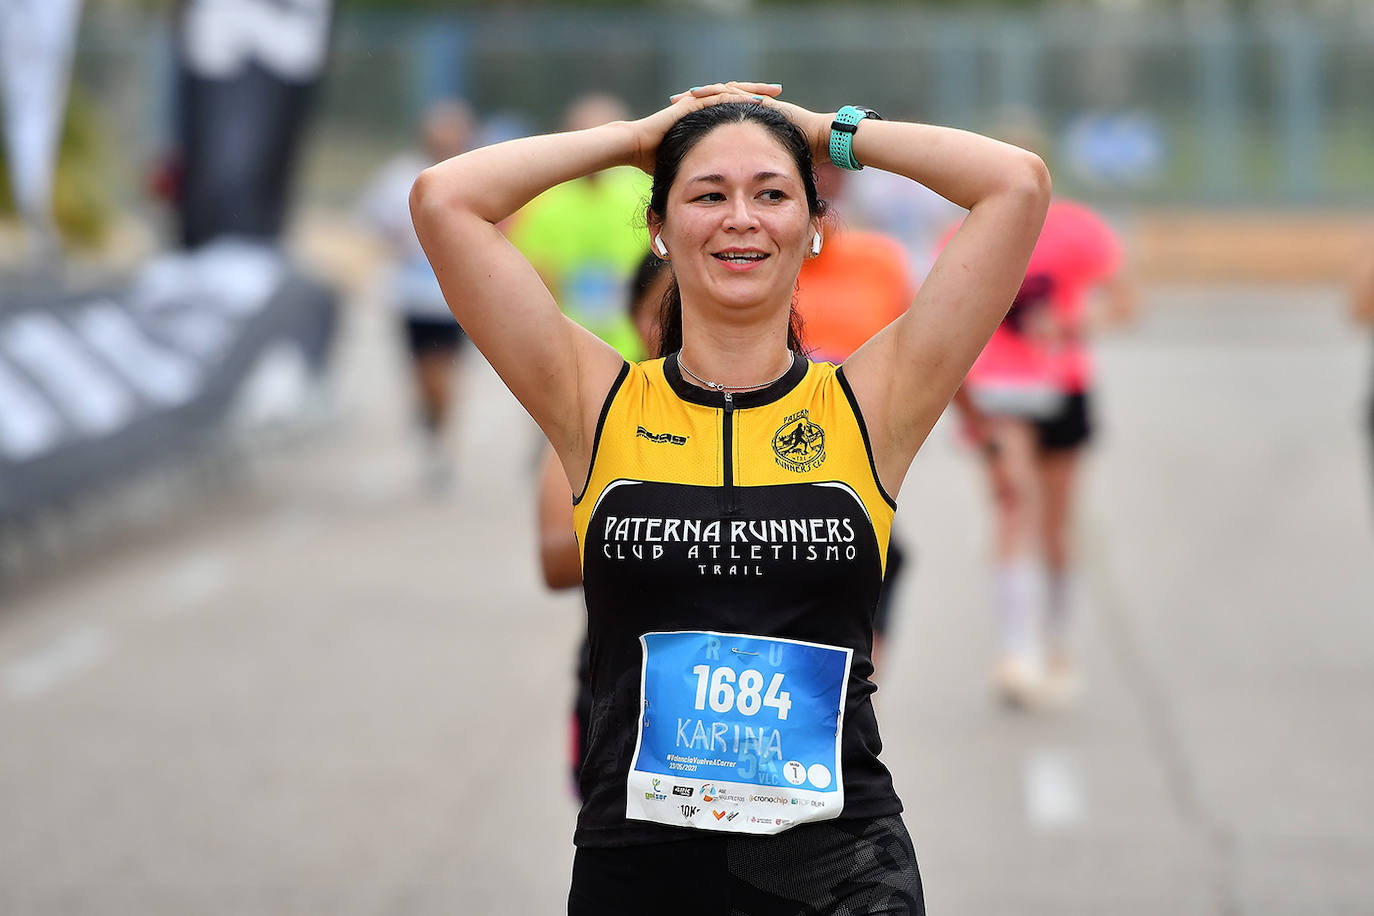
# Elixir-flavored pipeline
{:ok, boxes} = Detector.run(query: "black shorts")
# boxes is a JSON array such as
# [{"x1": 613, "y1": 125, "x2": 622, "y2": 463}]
[
  {"x1": 569, "y1": 815, "x2": 923, "y2": 915},
  {"x1": 1034, "y1": 391, "x2": 1092, "y2": 452},
  {"x1": 403, "y1": 315, "x2": 466, "y2": 356}
]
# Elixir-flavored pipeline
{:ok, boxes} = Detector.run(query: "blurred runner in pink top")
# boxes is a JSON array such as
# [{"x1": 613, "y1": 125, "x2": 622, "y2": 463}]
[
  {"x1": 961, "y1": 200, "x2": 1123, "y2": 410},
  {"x1": 950, "y1": 195, "x2": 1136, "y2": 708},
  {"x1": 1038, "y1": 200, "x2": 1125, "y2": 395}
]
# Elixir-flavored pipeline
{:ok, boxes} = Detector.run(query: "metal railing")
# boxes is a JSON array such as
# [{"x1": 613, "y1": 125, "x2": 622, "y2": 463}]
[{"x1": 70, "y1": 5, "x2": 1374, "y2": 208}]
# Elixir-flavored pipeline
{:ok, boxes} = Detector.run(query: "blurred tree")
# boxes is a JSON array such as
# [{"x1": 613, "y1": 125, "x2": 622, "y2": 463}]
[{"x1": 0, "y1": 83, "x2": 111, "y2": 246}]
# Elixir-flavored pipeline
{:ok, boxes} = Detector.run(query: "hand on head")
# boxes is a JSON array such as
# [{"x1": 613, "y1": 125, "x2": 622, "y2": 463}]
[
  {"x1": 626, "y1": 81, "x2": 826, "y2": 174},
  {"x1": 668, "y1": 81, "x2": 783, "y2": 104},
  {"x1": 679, "y1": 86, "x2": 831, "y2": 162}
]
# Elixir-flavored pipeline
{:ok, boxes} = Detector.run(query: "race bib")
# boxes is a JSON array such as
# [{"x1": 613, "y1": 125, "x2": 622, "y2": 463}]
[{"x1": 625, "y1": 630, "x2": 851, "y2": 835}]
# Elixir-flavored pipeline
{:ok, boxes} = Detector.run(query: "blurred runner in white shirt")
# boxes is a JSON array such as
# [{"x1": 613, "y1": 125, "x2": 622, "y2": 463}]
[{"x1": 357, "y1": 99, "x2": 474, "y2": 491}]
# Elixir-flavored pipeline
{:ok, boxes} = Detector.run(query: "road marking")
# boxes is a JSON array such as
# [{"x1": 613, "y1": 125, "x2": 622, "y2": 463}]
[
  {"x1": 4, "y1": 626, "x2": 111, "y2": 699},
  {"x1": 1024, "y1": 749, "x2": 1085, "y2": 830}
]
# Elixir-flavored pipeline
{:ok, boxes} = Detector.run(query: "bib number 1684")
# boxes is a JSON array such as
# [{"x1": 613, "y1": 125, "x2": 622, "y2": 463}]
[{"x1": 691, "y1": 665, "x2": 792, "y2": 720}]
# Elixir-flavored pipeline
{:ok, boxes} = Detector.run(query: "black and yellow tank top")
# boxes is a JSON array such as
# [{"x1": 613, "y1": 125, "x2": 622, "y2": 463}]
[{"x1": 572, "y1": 351, "x2": 903, "y2": 848}]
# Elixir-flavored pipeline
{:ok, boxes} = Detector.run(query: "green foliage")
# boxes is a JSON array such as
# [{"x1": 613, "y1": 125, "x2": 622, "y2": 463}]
[
  {"x1": 53, "y1": 86, "x2": 113, "y2": 245},
  {"x1": 0, "y1": 83, "x2": 112, "y2": 246}
]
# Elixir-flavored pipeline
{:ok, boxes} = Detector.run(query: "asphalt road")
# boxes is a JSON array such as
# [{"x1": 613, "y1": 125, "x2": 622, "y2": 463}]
[{"x1": 2, "y1": 284, "x2": 1371, "y2": 915}]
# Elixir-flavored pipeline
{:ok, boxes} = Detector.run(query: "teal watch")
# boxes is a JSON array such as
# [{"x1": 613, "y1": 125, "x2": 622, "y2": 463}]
[{"x1": 828, "y1": 105, "x2": 882, "y2": 171}]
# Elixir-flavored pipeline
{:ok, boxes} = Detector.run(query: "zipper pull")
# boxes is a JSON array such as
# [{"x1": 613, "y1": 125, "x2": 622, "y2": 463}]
[{"x1": 723, "y1": 390, "x2": 733, "y2": 410}]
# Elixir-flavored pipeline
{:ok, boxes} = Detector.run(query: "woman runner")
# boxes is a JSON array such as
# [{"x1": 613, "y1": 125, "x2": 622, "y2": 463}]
[{"x1": 412, "y1": 82, "x2": 1049, "y2": 915}]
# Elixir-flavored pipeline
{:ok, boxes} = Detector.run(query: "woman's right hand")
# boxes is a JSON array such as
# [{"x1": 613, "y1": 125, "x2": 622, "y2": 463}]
[{"x1": 624, "y1": 81, "x2": 784, "y2": 173}]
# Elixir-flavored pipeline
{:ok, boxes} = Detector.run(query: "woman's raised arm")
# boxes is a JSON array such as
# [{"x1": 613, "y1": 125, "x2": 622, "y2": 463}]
[
  {"x1": 410, "y1": 83, "x2": 783, "y2": 487},
  {"x1": 819, "y1": 116, "x2": 1051, "y2": 493},
  {"x1": 409, "y1": 123, "x2": 637, "y2": 483}
]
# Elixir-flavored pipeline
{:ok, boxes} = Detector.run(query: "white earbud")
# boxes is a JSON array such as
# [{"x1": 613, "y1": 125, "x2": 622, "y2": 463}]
[
  {"x1": 811, "y1": 232, "x2": 822, "y2": 256},
  {"x1": 654, "y1": 235, "x2": 668, "y2": 257}
]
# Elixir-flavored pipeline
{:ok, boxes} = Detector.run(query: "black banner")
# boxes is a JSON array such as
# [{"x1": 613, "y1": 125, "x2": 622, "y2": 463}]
[
  {"x1": 173, "y1": 0, "x2": 334, "y2": 247},
  {"x1": 0, "y1": 240, "x2": 336, "y2": 521}
]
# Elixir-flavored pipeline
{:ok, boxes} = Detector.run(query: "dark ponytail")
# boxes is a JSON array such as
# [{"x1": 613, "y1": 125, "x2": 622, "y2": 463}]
[{"x1": 647, "y1": 102, "x2": 824, "y2": 359}]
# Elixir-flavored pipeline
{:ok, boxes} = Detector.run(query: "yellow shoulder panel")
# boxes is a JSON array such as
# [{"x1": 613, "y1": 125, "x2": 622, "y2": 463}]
[
  {"x1": 574, "y1": 359, "x2": 722, "y2": 560},
  {"x1": 733, "y1": 362, "x2": 895, "y2": 568}
]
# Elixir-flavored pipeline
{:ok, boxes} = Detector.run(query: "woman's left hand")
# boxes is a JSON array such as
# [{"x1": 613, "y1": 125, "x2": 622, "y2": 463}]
[
  {"x1": 667, "y1": 80, "x2": 783, "y2": 105},
  {"x1": 669, "y1": 83, "x2": 832, "y2": 161},
  {"x1": 626, "y1": 81, "x2": 783, "y2": 174}
]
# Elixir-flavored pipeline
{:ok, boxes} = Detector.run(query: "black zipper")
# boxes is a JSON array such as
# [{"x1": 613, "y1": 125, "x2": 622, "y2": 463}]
[{"x1": 721, "y1": 391, "x2": 737, "y2": 516}]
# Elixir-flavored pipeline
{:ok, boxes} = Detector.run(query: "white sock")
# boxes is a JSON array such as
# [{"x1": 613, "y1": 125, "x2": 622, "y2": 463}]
[{"x1": 994, "y1": 560, "x2": 1039, "y2": 659}]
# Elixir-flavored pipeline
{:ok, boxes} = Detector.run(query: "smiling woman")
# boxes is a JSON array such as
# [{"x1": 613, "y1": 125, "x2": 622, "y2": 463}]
[
  {"x1": 410, "y1": 81, "x2": 1049, "y2": 915},
  {"x1": 646, "y1": 103, "x2": 825, "y2": 360}
]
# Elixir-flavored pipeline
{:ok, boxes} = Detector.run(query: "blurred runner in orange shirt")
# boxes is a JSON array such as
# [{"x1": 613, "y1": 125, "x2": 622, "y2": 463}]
[
  {"x1": 795, "y1": 162, "x2": 915, "y2": 665},
  {"x1": 357, "y1": 99, "x2": 476, "y2": 492}
]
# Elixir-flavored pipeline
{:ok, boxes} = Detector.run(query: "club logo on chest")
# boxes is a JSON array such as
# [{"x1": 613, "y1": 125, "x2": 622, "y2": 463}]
[{"x1": 772, "y1": 410, "x2": 826, "y2": 473}]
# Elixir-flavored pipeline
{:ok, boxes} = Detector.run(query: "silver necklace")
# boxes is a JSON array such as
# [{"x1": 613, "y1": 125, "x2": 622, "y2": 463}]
[{"x1": 678, "y1": 349, "x2": 794, "y2": 395}]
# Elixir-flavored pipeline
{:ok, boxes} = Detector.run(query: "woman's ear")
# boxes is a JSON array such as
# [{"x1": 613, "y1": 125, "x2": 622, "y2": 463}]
[{"x1": 646, "y1": 208, "x2": 663, "y2": 252}]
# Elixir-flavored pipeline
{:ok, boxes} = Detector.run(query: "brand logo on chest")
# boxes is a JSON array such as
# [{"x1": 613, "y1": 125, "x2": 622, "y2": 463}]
[
  {"x1": 637, "y1": 425, "x2": 688, "y2": 446},
  {"x1": 772, "y1": 410, "x2": 826, "y2": 472}
]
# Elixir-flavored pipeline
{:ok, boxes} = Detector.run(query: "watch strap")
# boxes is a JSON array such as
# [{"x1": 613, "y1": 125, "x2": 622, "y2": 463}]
[{"x1": 829, "y1": 105, "x2": 879, "y2": 171}]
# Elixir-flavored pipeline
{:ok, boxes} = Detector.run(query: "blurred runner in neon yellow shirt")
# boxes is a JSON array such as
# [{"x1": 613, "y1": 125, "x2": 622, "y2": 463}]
[{"x1": 508, "y1": 94, "x2": 651, "y2": 359}]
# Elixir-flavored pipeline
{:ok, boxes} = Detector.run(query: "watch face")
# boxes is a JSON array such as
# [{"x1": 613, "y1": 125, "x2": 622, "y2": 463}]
[{"x1": 856, "y1": 107, "x2": 883, "y2": 120}]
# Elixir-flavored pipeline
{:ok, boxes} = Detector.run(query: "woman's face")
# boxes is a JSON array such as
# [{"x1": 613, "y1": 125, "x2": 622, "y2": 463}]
[{"x1": 656, "y1": 122, "x2": 817, "y2": 317}]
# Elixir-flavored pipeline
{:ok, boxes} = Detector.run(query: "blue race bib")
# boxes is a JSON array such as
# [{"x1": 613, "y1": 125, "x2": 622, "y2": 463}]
[{"x1": 625, "y1": 630, "x2": 851, "y2": 835}]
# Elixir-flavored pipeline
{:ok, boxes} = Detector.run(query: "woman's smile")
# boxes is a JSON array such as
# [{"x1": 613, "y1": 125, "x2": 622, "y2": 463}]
[{"x1": 712, "y1": 247, "x2": 771, "y2": 270}]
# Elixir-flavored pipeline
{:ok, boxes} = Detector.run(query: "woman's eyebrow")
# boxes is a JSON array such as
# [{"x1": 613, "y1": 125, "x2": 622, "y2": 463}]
[{"x1": 686, "y1": 171, "x2": 792, "y2": 185}]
